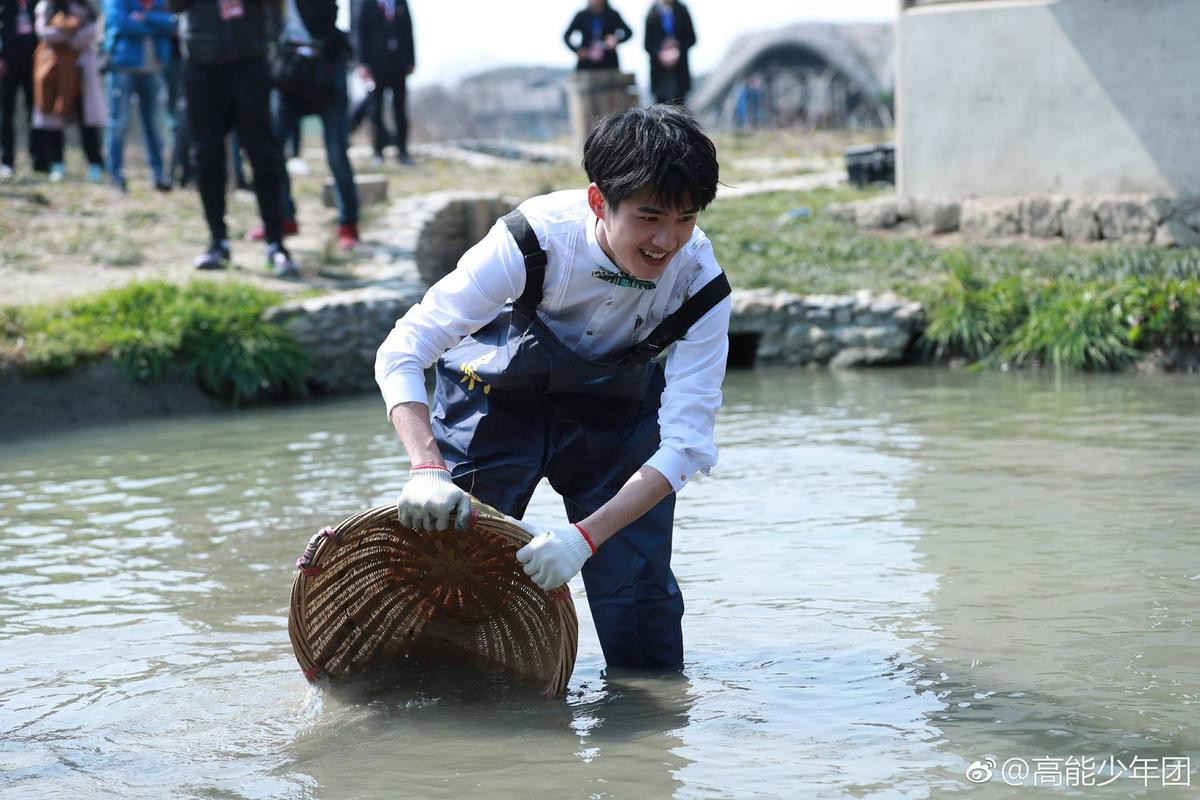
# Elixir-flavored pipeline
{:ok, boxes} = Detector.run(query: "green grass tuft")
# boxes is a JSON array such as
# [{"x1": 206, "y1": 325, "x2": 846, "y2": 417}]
[{"x1": 1, "y1": 281, "x2": 309, "y2": 406}]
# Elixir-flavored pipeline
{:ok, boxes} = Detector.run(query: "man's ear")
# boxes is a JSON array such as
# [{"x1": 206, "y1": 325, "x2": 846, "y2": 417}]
[{"x1": 586, "y1": 183, "x2": 607, "y2": 220}]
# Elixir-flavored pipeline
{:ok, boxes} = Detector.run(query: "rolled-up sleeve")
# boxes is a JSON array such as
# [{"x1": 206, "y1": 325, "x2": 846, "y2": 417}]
[
  {"x1": 643, "y1": 246, "x2": 731, "y2": 493},
  {"x1": 374, "y1": 220, "x2": 525, "y2": 415}
]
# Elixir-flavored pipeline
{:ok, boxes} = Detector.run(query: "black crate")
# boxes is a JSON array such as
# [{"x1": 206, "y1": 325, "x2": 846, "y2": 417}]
[{"x1": 845, "y1": 143, "x2": 895, "y2": 187}]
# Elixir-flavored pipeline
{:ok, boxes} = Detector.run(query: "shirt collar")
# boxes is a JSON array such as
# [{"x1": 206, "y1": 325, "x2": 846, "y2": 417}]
[{"x1": 586, "y1": 212, "x2": 619, "y2": 273}]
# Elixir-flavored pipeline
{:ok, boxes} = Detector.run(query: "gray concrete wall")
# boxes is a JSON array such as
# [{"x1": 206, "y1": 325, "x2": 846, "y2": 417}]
[{"x1": 898, "y1": 0, "x2": 1200, "y2": 198}]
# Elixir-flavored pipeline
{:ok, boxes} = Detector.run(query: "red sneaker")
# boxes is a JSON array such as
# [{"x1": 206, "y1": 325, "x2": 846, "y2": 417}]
[
  {"x1": 246, "y1": 219, "x2": 299, "y2": 241},
  {"x1": 337, "y1": 223, "x2": 360, "y2": 250}
]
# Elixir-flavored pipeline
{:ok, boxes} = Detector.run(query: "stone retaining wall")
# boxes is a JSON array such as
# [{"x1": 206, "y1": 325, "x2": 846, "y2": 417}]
[
  {"x1": 730, "y1": 288, "x2": 924, "y2": 368},
  {"x1": 264, "y1": 286, "x2": 925, "y2": 395},
  {"x1": 829, "y1": 194, "x2": 1200, "y2": 246},
  {"x1": 263, "y1": 286, "x2": 426, "y2": 394}
]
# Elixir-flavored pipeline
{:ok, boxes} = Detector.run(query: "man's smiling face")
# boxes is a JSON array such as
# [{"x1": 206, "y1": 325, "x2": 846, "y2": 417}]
[{"x1": 589, "y1": 184, "x2": 698, "y2": 282}]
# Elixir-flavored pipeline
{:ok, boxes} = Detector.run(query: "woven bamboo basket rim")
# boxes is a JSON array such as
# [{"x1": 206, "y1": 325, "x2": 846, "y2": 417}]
[{"x1": 288, "y1": 500, "x2": 579, "y2": 697}]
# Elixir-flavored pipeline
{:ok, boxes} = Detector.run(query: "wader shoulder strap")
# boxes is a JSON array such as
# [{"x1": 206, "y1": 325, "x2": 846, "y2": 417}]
[
  {"x1": 501, "y1": 210, "x2": 547, "y2": 318},
  {"x1": 630, "y1": 272, "x2": 732, "y2": 363}
]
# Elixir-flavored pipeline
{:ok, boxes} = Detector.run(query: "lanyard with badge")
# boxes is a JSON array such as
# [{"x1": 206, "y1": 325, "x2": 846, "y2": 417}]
[
  {"x1": 378, "y1": 0, "x2": 399, "y2": 50},
  {"x1": 16, "y1": 0, "x2": 34, "y2": 36},
  {"x1": 219, "y1": 0, "x2": 244, "y2": 21}
]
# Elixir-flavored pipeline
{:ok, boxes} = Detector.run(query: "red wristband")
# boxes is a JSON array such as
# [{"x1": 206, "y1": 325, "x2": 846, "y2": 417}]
[
  {"x1": 410, "y1": 464, "x2": 449, "y2": 472},
  {"x1": 573, "y1": 523, "x2": 597, "y2": 555}
]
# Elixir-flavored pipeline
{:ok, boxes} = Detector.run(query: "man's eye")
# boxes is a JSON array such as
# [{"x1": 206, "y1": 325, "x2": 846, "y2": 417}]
[{"x1": 640, "y1": 216, "x2": 657, "y2": 222}]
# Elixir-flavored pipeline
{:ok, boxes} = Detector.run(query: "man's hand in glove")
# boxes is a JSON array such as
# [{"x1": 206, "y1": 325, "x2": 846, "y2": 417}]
[
  {"x1": 396, "y1": 464, "x2": 471, "y2": 531},
  {"x1": 515, "y1": 521, "x2": 597, "y2": 590}
]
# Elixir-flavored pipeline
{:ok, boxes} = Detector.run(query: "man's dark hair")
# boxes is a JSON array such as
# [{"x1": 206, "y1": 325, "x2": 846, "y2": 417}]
[{"x1": 583, "y1": 104, "x2": 719, "y2": 212}]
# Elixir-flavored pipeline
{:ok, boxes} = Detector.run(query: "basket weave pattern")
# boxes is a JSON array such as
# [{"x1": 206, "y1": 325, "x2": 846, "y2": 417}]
[{"x1": 288, "y1": 502, "x2": 579, "y2": 697}]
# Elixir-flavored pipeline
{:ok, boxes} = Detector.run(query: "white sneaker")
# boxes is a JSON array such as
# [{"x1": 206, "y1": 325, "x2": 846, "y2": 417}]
[
  {"x1": 49, "y1": 163, "x2": 65, "y2": 182},
  {"x1": 267, "y1": 244, "x2": 300, "y2": 278},
  {"x1": 0, "y1": 165, "x2": 14, "y2": 180},
  {"x1": 286, "y1": 157, "x2": 310, "y2": 176}
]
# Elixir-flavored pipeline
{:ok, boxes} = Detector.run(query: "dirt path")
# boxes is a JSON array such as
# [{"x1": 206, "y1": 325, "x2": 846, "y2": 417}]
[{"x1": 1, "y1": 137, "x2": 850, "y2": 308}]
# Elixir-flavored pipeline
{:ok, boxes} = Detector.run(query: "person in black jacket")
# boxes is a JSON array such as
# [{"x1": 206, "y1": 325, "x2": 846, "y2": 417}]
[
  {"x1": 168, "y1": 0, "x2": 299, "y2": 275},
  {"x1": 644, "y1": 0, "x2": 694, "y2": 106},
  {"x1": 0, "y1": 0, "x2": 45, "y2": 176},
  {"x1": 563, "y1": 0, "x2": 630, "y2": 72},
  {"x1": 353, "y1": 0, "x2": 413, "y2": 164}
]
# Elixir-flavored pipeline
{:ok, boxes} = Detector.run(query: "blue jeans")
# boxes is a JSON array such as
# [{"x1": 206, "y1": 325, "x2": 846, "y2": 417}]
[
  {"x1": 106, "y1": 69, "x2": 165, "y2": 184},
  {"x1": 275, "y1": 62, "x2": 358, "y2": 225}
]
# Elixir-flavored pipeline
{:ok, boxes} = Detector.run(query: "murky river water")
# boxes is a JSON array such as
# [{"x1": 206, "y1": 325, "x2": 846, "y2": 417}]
[{"x1": 1, "y1": 367, "x2": 1198, "y2": 799}]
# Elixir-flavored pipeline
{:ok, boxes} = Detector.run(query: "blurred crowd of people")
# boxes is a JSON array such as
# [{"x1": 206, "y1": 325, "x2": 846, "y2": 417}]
[
  {"x1": 0, "y1": 0, "x2": 699, "y2": 275},
  {"x1": 564, "y1": 0, "x2": 695, "y2": 106}
]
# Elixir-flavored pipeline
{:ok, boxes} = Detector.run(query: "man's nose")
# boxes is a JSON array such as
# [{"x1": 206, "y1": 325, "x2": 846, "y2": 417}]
[{"x1": 652, "y1": 226, "x2": 675, "y2": 250}]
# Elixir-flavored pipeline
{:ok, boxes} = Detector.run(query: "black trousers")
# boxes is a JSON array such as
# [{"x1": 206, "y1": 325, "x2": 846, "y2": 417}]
[
  {"x1": 36, "y1": 90, "x2": 103, "y2": 168},
  {"x1": 1, "y1": 49, "x2": 45, "y2": 169},
  {"x1": 40, "y1": 125, "x2": 103, "y2": 166},
  {"x1": 184, "y1": 56, "x2": 285, "y2": 244},
  {"x1": 352, "y1": 73, "x2": 408, "y2": 158}
]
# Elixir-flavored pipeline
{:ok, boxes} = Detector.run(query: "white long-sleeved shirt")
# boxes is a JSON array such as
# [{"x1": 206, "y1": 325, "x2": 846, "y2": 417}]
[{"x1": 374, "y1": 189, "x2": 731, "y2": 493}]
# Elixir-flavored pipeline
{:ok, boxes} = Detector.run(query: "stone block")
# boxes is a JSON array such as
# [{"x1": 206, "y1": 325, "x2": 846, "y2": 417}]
[
  {"x1": 731, "y1": 289, "x2": 775, "y2": 317},
  {"x1": 868, "y1": 291, "x2": 905, "y2": 317},
  {"x1": 826, "y1": 203, "x2": 856, "y2": 224},
  {"x1": 832, "y1": 326, "x2": 868, "y2": 347},
  {"x1": 830, "y1": 347, "x2": 898, "y2": 369},
  {"x1": 960, "y1": 198, "x2": 1022, "y2": 238},
  {"x1": 415, "y1": 192, "x2": 519, "y2": 284},
  {"x1": 1020, "y1": 196, "x2": 1068, "y2": 238},
  {"x1": 324, "y1": 174, "x2": 388, "y2": 208},
  {"x1": 756, "y1": 331, "x2": 786, "y2": 361},
  {"x1": 1096, "y1": 198, "x2": 1157, "y2": 244},
  {"x1": 894, "y1": 302, "x2": 925, "y2": 325},
  {"x1": 913, "y1": 197, "x2": 961, "y2": 234},
  {"x1": 864, "y1": 326, "x2": 911, "y2": 352},
  {"x1": 1061, "y1": 199, "x2": 1101, "y2": 241},
  {"x1": 854, "y1": 198, "x2": 900, "y2": 229}
]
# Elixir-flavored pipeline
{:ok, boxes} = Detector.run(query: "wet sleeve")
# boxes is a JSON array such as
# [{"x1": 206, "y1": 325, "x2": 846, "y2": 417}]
[
  {"x1": 374, "y1": 219, "x2": 525, "y2": 416},
  {"x1": 643, "y1": 240, "x2": 731, "y2": 493}
]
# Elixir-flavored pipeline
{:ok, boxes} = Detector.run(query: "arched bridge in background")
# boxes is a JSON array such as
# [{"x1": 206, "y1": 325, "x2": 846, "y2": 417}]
[{"x1": 690, "y1": 23, "x2": 894, "y2": 130}]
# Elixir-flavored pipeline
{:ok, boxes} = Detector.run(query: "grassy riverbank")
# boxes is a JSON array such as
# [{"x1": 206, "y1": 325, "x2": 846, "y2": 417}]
[
  {"x1": 0, "y1": 281, "x2": 309, "y2": 405},
  {"x1": 705, "y1": 189, "x2": 1200, "y2": 370}
]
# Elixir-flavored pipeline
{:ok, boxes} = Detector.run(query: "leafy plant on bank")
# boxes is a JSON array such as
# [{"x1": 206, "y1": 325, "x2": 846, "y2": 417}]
[
  {"x1": 921, "y1": 253, "x2": 1026, "y2": 361},
  {"x1": 1001, "y1": 284, "x2": 1137, "y2": 371},
  {"x1": 1, "y1": 281, "x2": 310, "y2": 405},
  {"x1": 1113, "y1": 277, "x2": 1200, "y2": 353},
  {"x1": 921, "y1": 260, "x2": 1200, "y2": 371}
]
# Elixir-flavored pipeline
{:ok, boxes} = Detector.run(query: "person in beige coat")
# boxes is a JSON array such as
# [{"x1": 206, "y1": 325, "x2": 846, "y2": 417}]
[{"x1": 33, "y1": 0, "x2": 105, "y2": 180}]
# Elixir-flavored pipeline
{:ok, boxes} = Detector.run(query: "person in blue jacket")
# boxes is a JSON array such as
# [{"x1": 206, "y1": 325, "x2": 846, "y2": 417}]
[{"x1": 103, "y1": 0, "x2": 175, "y2": 192}]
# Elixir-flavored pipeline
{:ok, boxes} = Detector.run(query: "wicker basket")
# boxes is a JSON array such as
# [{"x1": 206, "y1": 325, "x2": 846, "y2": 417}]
[{"x1": 288, "y1": 500, "x2": 579, "y2": 697}]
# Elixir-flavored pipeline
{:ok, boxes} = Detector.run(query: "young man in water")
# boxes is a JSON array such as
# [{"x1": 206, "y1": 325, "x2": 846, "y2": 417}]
[{"x1": 375, "y1": 105, "x2": 730, "y2": 671}]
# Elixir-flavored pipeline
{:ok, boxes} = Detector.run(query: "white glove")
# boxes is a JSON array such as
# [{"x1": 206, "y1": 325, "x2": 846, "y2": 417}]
[
  {"x1": 515, "y1": 520, "x2": 596, "y2": 590},
  {"x1": 397, "y1": 465, "x2": 471, "y2": 531}
]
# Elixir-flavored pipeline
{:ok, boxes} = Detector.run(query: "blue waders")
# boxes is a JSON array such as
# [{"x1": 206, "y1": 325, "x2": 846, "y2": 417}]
[{"x1": 431, "y1": 211, "x2": 730, "y2": 670}]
